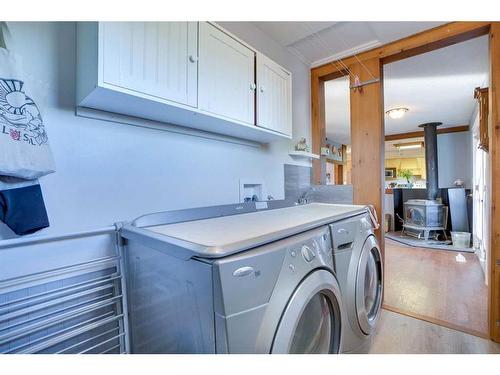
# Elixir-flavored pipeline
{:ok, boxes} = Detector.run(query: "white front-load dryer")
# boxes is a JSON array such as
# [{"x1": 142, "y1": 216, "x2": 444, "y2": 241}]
[{"x1": 330, "y1": 213, "x2": 383, "y2": 353}]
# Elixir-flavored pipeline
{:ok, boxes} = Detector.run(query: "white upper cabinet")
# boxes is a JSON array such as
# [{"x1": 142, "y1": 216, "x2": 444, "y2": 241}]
[
  {"x1": 77, "y1": 22, "x2": 292, "y2": 143},
  {"x1": 256, "y1": 53, "x2": 292, "y2": 136},
  {"x1": 198, "y1": 22, "x2": 255, "y2": 125},
  {"x1": 101, "y1": 22, "x2": 198, "y2": 107}
]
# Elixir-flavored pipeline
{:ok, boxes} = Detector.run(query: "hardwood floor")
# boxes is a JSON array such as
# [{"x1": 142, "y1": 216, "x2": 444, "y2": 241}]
[
  {"x1": 370, "y1": 309, "x2": 500, "y2": 354},
  {"x1": 383, "y1": 239, "x2": 488, "y2": 336}
]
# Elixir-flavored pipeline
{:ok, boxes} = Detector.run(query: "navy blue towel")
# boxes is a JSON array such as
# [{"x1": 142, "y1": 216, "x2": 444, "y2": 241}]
[{"x1": 0, "y1": 184, "x2": 49, "y2": 235}]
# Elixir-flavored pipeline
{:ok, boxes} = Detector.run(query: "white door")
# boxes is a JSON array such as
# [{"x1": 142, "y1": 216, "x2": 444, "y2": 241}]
[
  {"x1": 101, "y1": 22, "x2": 198, "y2": 107},
  {"x1": 198, "y1": 22, "x2": 255, "y2": 125},
  {"x1": 256, "y1": 53, "x2": 292, "y2": 136}
]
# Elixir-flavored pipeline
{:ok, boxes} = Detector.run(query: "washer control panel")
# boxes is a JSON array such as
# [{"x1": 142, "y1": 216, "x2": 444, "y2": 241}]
[
  {"x1": 285, "y1": 227, "x2": 332, "y2": 275},
  {"x1": 330, "y1": 213, "x2": 369, "y2": 251}
]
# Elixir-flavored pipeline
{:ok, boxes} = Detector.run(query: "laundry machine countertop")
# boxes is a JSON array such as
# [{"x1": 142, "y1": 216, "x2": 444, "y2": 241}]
[{"x1": 121, "y1": 203, "x2": 368, "y2": 259}]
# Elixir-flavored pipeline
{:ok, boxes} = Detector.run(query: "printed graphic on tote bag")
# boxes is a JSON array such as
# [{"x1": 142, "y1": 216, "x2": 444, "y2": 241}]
[{"x1": 0, "y1": 78, "x2": 48, "y2": 146}]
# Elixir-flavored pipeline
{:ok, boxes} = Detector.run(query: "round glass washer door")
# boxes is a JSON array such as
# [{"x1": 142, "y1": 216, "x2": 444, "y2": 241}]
[
  {"x1": 272, "y1": 270, "x2": 342, "y2": 354},
  {"x1": 355, "y1": 235, "x2": 383, "y2": 335}
]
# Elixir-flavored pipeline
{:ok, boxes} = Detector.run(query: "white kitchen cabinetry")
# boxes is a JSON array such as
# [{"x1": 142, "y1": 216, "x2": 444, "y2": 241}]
[
  {"x1": 198, "y1": 22, "x2": 255, "y2": 125},
  {"x1": 256, "y1": 53, "x2": 292, "y2": 136},
  {"x1": 101, "y1": 22, "x2": 198, "y2": 107},
  {"x1": 77, "y1": 22, "x2": 292, "y2": 143}
]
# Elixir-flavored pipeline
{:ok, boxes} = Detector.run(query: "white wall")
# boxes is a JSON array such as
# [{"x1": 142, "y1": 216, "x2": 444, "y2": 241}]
[
  {"x1": 0, "y1": 22, "x2": 311, "y2": 238},
  {"x1": 437, "y1": 131, "x2": 472, "y2": 189}
]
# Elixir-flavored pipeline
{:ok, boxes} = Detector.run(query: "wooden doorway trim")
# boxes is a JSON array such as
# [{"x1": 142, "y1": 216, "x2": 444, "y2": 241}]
[
  {"x1": 335, "y1": 164, "x2": 344, "y2": 185},
  {"x1": 489, "y1": 23, "x2": 500, "y2": 344},
  {"x1": 310, "y1": 21, "x2": 500, "y2": 342}
]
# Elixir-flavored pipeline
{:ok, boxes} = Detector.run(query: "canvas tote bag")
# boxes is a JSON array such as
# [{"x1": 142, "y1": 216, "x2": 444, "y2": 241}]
[{"x1": 0, "y1": 22, "x2": 55, "y2": 180}]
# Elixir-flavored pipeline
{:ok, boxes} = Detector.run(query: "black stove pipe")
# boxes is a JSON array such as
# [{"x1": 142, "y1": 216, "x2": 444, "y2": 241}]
[{"x1": 418, "y1": 122, "x2": 442, "y2": 201}]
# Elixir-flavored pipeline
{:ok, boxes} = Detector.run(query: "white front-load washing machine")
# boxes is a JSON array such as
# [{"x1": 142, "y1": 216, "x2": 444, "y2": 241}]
[{"x1": 330, "y1": 212, "x2": 383, "y2": 353}]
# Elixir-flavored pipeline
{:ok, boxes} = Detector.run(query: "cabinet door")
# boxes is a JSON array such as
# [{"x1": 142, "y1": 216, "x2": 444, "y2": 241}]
[
  {"x1": 101, "y1": 22, "x2": 198, "y2": 107},
  {"x1": 198, "y1": 22, "x2": 255, "y2": 125},
  {"x1": 256, "y1": 53, "x2": 292, "y2": 136}
]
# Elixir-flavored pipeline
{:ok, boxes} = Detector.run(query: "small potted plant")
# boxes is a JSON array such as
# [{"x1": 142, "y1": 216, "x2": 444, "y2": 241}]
[{"x1": 398, "y1": 168, "x2": 414, "y2": 188}]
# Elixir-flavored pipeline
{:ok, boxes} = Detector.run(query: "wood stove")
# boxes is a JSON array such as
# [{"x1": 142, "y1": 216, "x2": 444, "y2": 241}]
[
  {"x1": 402, "y1": 199, "x2": 447, "y2": 240},
  {"x1": 401, "y1": 122, "x2": 449, "y2": 241}
]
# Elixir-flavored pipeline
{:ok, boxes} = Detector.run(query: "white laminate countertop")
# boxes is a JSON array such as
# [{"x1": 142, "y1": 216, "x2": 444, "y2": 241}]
[{"x1": 135, "y1": 203, "x2": 367, "y2": 258}]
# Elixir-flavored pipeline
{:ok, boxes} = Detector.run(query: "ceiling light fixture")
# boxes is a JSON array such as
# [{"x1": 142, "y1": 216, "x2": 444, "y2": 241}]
[
  {"x1": 394, "y1": 141, "x2": 424, "y2": 150},
  {"x1": 386, "y1": 107, "x2": 409, "y2": 119}
]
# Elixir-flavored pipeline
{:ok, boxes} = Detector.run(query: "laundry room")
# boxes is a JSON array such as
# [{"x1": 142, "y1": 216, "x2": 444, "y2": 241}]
[{"x1": 1, "y1": 2, "x2": 500, "y2": 374}]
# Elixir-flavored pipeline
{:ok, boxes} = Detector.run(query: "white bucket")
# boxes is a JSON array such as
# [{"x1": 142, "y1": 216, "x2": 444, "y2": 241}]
[{"x1": 451, "y1": 231, "x2": 471, "y2": 248}]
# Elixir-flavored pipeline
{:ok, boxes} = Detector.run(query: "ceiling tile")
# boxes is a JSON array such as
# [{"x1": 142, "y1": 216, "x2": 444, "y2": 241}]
[
  {"x1": 252, "y1": 21, "x2": 338, "y2": 46},
  {"x1": 290, "y1": 22, "x2": 377, "y2": 64},
  {"x1": 367, "y1": 22, "x2": 446, "y2": 44},
  {"x1": 254, "y1": 21, "x2": 447, "y2": 66}
]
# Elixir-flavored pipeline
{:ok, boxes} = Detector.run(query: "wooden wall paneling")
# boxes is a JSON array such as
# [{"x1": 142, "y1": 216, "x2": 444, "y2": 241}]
[
  {"x1": 349, "y1": 58, "x2": 385, "y2": 256},
  {"x1": 489, "y1": 22, "x2": 500, "y2": 343}
]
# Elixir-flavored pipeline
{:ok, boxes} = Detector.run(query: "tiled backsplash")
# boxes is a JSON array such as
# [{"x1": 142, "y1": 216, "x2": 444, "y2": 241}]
[
  {"x1": 284, "y1": 164, "x2": 312, "y2": 203},
  {"x1": 310, "y1": 184, "x2": 353, "y2": 204},
  {"x1": 284, "y1": 164, "x2": 353, "y2": 204}
]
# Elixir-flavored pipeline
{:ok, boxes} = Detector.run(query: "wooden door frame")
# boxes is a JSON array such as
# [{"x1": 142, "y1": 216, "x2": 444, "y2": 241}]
[{"x1": 311, "y1": 21, "x2": 500, "y2": 342}]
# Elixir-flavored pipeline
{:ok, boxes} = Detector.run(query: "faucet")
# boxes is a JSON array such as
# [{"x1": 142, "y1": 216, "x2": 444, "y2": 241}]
[{"x1": 298, "y1": 187, "x2": 316, "y2": 205}]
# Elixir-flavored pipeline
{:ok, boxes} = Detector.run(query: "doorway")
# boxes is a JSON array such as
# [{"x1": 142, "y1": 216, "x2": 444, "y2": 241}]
[
  {"x1": 381, "y1": 35, "x2": 489, "y2": 337},
  {"x1": 324, "y1": 75, "x2": 351, "y2": 187},
  {"x1": 311, "y1": 22, "x2": 500, "y2": 342}
]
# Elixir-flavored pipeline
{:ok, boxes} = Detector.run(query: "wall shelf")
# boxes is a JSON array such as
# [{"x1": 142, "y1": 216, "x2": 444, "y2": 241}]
[{"x1": 288, "y1": 151, "x2": 320, "y2": 159}]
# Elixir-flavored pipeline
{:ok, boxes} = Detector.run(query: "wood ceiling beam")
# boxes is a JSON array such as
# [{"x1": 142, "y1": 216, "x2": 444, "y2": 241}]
[{"x1": 384, "y1": 125, "x2": 470, "y2": 141}]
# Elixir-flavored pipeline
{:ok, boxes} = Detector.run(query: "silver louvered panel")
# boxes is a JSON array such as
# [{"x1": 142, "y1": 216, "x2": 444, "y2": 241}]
[{"x1": 0, "y1": 227, "x2": 129, "y2": 354}]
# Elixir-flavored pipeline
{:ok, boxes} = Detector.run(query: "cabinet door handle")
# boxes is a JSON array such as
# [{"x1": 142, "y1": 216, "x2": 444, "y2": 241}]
[
  {"x1": 249, "y1": 83, "x2": 256, "y2": 90},
  {"x1": 189, "y1": 55, "x2": 198, "y2": 63}
]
